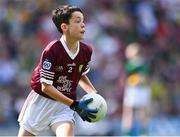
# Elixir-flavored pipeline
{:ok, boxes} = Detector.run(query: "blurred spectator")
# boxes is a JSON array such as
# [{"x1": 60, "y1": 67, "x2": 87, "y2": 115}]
[{"x1": 121, "y1": 42, "x2": 152, "y2": 136}]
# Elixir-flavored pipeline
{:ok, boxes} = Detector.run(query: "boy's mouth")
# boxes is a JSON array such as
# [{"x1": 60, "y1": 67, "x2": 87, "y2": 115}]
[{"x1": 80, "y1": 30, "x2": 85, "y2": 34}]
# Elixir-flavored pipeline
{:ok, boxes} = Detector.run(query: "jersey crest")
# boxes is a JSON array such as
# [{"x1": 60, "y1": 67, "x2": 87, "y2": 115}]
[{"x1": 43, "y1": 59, "x2": 52, "y2": 70}]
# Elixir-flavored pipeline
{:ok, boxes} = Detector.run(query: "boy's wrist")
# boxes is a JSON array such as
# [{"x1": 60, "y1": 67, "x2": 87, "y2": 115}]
[{"x1": 70, "y1": 100, "x2": 79, "y2": 110}]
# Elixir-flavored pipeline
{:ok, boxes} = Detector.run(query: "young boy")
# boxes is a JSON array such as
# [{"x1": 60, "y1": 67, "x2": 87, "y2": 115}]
[{"x1": 18, "y1": 5, "x2": 98, "y2": 137}]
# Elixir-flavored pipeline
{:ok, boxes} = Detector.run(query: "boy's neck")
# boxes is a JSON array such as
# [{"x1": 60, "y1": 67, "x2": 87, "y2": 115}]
[{"x1": 63, "y1": 35, "x2": 78, "y2": 53}]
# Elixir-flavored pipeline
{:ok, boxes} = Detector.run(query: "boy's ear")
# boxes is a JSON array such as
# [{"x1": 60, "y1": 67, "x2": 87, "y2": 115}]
[{"x1": 61, "y1": 23, "x2": 68, "y2": 32}]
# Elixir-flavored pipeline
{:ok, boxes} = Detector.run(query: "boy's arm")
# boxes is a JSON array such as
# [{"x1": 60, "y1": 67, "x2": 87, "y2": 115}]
[
  {"x1": 41, "y1": 83, "x2": 73, "y2": 106},
  {"x1": 79, "y1": 75, "x2": 97, "y2": 94}
]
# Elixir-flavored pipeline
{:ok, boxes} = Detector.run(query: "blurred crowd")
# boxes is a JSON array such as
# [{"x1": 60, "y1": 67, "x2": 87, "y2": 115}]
[{"x1": 0, "y1": 0, "x2": 180, "y2": 136}]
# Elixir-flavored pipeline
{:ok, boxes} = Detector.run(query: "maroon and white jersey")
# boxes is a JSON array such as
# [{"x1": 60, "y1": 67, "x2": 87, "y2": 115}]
[{"x1": 30, "y1": 36, "x2": 92, "y2": 100}]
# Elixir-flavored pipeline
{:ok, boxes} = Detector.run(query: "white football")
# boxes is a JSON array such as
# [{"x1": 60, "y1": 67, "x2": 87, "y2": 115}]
[{"x1": 80, "y1": 93, "x2": 107, "y2": 122}]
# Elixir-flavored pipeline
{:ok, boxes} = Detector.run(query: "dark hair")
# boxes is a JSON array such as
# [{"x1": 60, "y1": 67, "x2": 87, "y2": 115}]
[{"x1": 52, "y1": 5, "x2": 83, "y2": 33}]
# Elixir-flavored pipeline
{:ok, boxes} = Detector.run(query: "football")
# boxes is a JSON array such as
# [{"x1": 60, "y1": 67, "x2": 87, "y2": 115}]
[{"x1": 81, "y1": 93, "x2": 107, "y2": 122}]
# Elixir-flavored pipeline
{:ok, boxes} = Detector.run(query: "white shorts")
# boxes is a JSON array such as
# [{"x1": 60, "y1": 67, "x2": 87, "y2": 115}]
[
  {"x1": 18, "y1": 90, "x2": 75, "y2": 135},
  {"x1": 123, "y1": 85, "x2": 151, "y2": 108}
]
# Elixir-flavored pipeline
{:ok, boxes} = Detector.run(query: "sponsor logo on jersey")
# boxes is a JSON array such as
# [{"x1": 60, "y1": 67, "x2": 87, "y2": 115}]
[
  {"x1": 79, "y1": 64, "x2": 84, "y2": 72},
  {"x1": 67, "y1": 62, "x2": 76, "y2": 67},
  {"x1": 55, "y1": 65, "x2": 63, "y2": 72},
  {"x1": 57, "y1": 76, "x2": 73, "y2": 93},
  {"x1": 43, "y1": 59, "x2": 52, "y2": 70}
]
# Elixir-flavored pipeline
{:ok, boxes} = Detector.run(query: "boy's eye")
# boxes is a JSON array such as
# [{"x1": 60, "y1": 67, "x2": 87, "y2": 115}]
[{"x1": 76, "y1": 19, "x2": 81, "y2": 23}]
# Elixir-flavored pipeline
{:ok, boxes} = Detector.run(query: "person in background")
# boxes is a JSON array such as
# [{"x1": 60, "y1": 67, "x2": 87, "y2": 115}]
[{"x1": 121, "y1": 42, "x2": 152, "y2": 136}]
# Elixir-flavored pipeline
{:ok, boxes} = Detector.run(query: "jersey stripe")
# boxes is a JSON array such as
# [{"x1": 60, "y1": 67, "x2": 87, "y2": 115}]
[
  {"x1": 40, "y1": 71, "x2": 54, "y2": 77},
  {"x1": 82, "y1": 67, "x2": 90, "y2": 75},
  {"x1": 40, "y1": 74, "x2": 54, "y2": 80},
  {"x1": 40, "y1": 69, "x2": 55, "y2": 75}
]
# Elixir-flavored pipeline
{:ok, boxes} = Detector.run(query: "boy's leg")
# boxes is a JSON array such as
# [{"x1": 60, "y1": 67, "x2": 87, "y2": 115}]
[
  {"x1": 18, "y1": 127, "x2": 35, "y2": 137},
  {"x1": 51, "y1": 122, "x2": 74, "y2": 137}
]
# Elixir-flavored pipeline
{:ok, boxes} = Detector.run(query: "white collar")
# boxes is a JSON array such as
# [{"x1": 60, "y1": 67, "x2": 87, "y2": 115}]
[{"x1": 60, "y1": 36, "x2": 79, "y2": 60}]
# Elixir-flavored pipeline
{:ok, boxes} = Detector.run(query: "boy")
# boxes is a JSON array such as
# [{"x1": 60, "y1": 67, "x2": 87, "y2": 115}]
[{"x1": 18, "y1": 5, "x2": 98, "y2": 137}]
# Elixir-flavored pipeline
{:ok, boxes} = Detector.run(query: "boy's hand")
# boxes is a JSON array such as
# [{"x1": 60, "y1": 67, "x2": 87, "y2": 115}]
[{"x1": 70, "y1": 98, "x2": 97, "y2": 122}]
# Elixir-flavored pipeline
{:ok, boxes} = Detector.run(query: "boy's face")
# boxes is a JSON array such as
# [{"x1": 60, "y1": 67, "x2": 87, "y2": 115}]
[{"x1": 66, "y1": 11, "x2": 85, "y2": 40}]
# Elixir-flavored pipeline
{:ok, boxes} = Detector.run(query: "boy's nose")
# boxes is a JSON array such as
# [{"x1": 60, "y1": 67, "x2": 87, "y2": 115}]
[{"x1": 82, "y1": 22, "x2": 85, "y2": 28}]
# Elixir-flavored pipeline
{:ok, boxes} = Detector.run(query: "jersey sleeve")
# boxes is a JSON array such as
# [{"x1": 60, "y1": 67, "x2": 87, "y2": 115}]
[
  {"x1": 82, "y1": 45, "x2": 93, "y2": 75},
  {"x1": 82, "y1": 64, "x2": 90, "y2": 75},
  {"x1": 39, "y1": 46, "x2": 56, "y2": 85}
]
